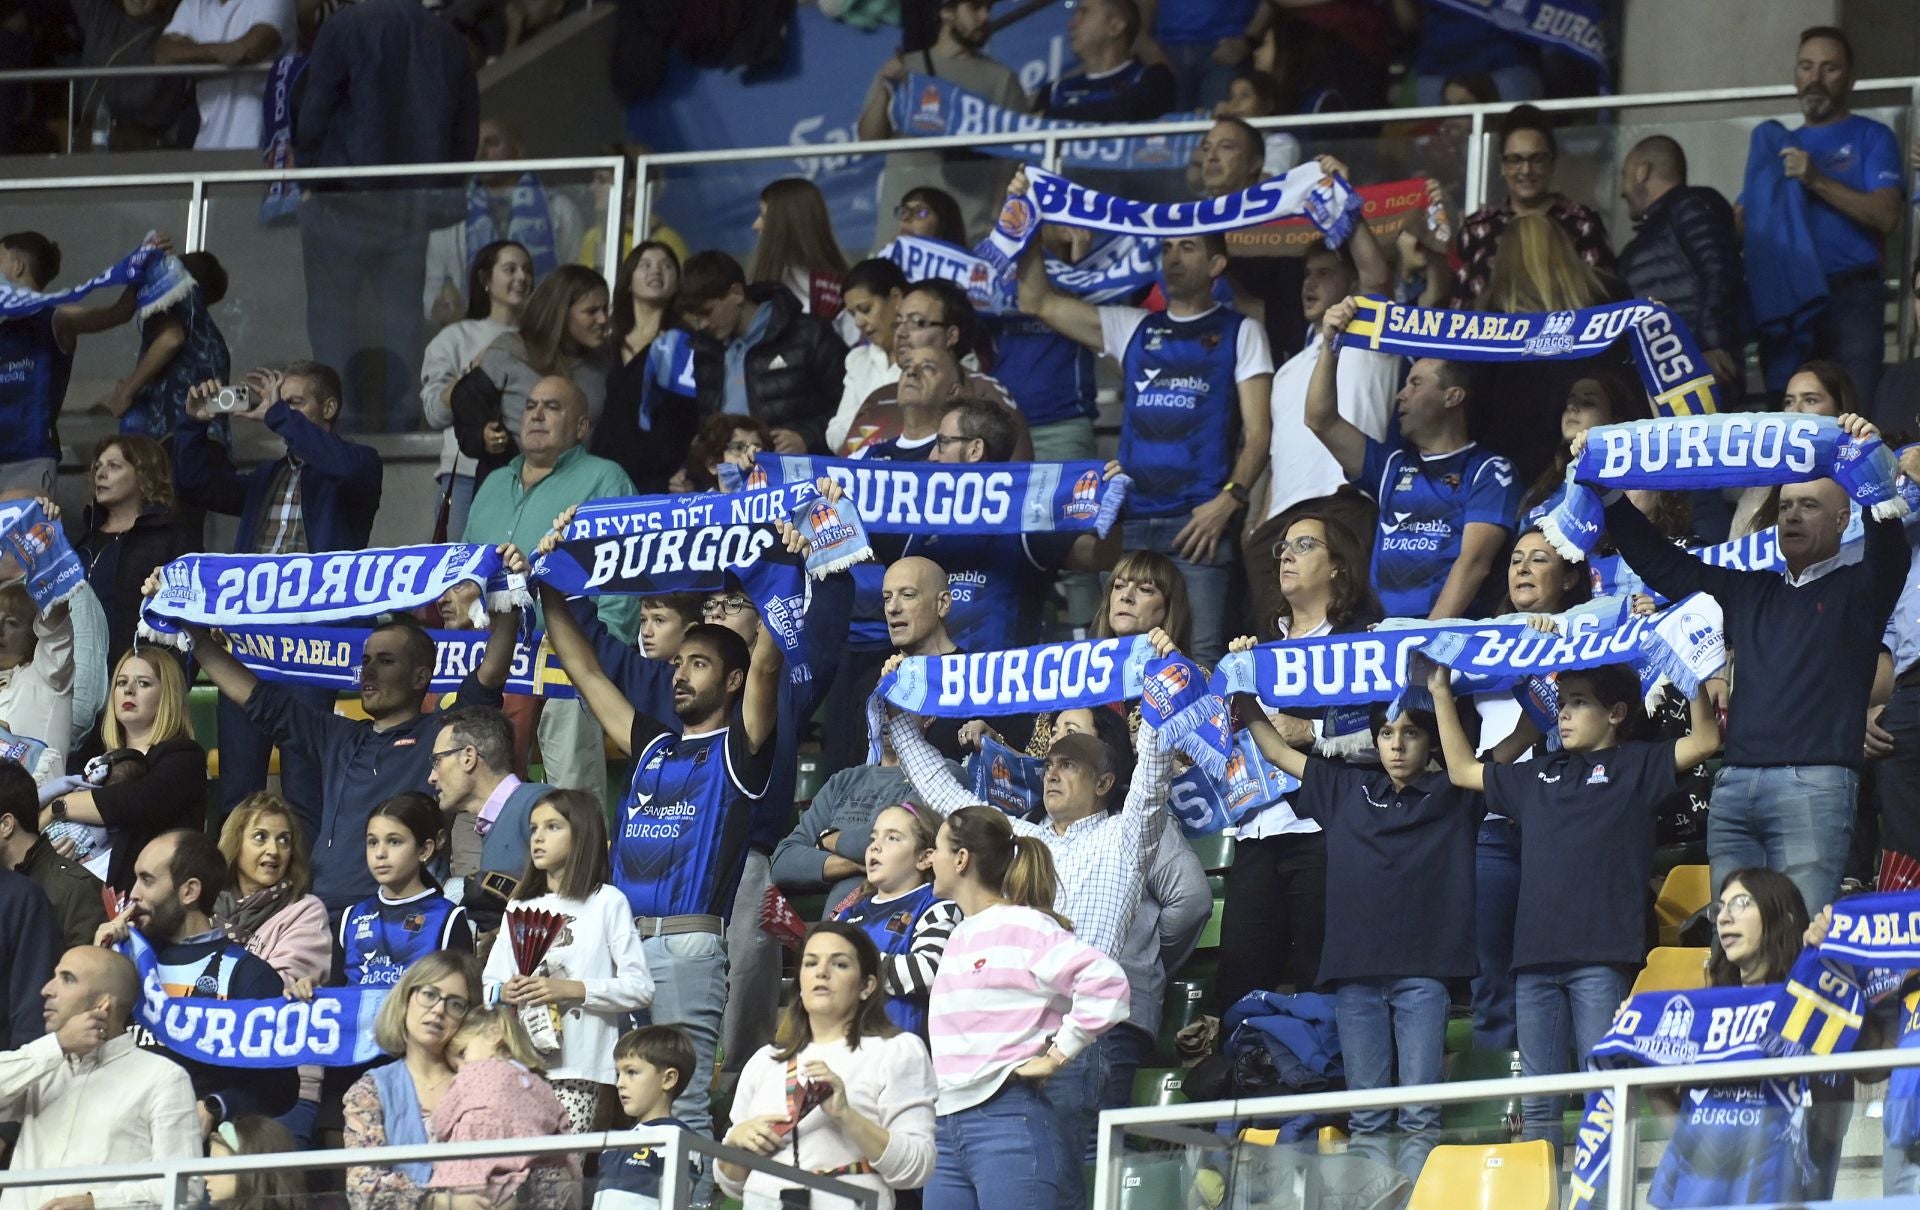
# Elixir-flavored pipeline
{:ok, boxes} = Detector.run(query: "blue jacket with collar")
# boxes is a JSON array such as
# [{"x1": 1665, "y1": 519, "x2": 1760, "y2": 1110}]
[{"x1": 172, "y1": 401, "x2": 383, "y2": 552}]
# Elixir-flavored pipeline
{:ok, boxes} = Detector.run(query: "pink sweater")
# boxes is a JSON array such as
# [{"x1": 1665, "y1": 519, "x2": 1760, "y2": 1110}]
[{"x1": 927, "y1": 903, "x2": 1130, "y2": 1115}]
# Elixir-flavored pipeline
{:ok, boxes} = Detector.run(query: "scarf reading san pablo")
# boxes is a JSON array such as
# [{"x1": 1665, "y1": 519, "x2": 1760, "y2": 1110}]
[
  {"x1": 139, "y1": 544, "x2": 525, "y2": 648},
  {"x1": 532, "y1": 481, "x2": 872, "y2": 686},
  {"x1": 123, "y1": 928, "x2": 388, "y2": 1068},
  {"x1": 221, "y1": 623, "x2": 577, "y2": 699},
  {"x1": 1542, "y1": 415, "x2": 1908, "y2": 561},
  {"x1": 723, "y1": 454, "x2": 1131, "y2": 539}
]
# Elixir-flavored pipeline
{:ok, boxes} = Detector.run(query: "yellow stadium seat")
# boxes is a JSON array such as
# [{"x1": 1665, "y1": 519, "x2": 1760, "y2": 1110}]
[
  {"x1": 1655, "y1": 864, "x2": 1712, "y2": 946},
  {"x1": 1632, "y1": 946, "x2": 1711, "y2": 995},
  {"x1": 334, "y1": 696, "x2": 372, "y2": 723},
  {"x1": 206, "y1": 748, "x2": 279, "y2": 779},
  {"x1": 1406, "y1": 1140, "x2": 1558, "y2": 1210}
]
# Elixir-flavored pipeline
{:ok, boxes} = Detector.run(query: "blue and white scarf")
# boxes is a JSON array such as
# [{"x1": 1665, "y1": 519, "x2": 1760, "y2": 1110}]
[
  {"x1": 1430, "y1": 0, "x2": 1608, "y2": 81},
  {"x1": 1338, "y1": 294, "x2": 1721, "y2": 418},
  {"x1": 465, "y1": 173, "x2": 559, "y2": 277},
  {"x1": 880, "y1": 233, "x2": 1165, "y2": 315},
  {"x1": 221, "y1": 624, "x2": 576, "y2": 699},
  {"x1": 636, "y1": 328, "x2": 699, "y2": 432},
  {"x1": 0, "y1": 236, "x2": 191, "y2": 325},
  {"x1": 139, "y1": 544, "x2": 525, "y2": 648},
  {"x1": 0, "y1": 500, "x2": 85, "y2": 612},
  {"x1": 257, "y1": 54, "x2": 305, "y2": 224},
  {"x1": 722, "y1": 454, "x2": 1131, "y2": 539},
  {"x1": 533, "y1": 483, "x2": 871, "y2": 686},
  {"x1": 123, "y1": 927, "x2": 389, "y2": 1069},
  {"x1": 1542, "y1": 415, "x2": 1907, "y2": 560},
  {"x1": 890, "y1": 73, "x2": 1202, "y2": 174}
]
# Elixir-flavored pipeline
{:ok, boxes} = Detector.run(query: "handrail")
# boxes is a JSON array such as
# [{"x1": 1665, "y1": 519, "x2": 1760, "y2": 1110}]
[
  {"x1": 1093, "y1": 1043, "x2": 1920, "y2": 1210},
  {"x1": 0, "y1": 155, "x2": 623, "y2": 191},
  {"x1": 0, "y1": 63, "x2": 266, "y2": 81}
]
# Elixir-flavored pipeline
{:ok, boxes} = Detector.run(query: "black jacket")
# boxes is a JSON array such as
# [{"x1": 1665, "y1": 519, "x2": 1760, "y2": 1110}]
[
  {"x1": 1618, "y1": 185, "x2": 1745, "y2": 355},
  {"x1": 692, "y1": 285, "x2": 847, "y2": 453},
  {"x1": 294, "y1": 0, "x2": 479, "y2": 181},
  {"x1": 73, "y1": 506, "x2": 196, "y2": 663}
]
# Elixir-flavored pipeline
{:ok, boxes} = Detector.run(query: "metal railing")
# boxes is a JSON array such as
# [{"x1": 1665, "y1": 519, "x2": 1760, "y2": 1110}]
[
  {"x1": 1094, "y1": 1044, "x2": 1920, "y2": 1210},
  {"x1": 0, "y1": 1123, "x2": 882, "y2": 1209},
  {"x1": 0, "y1": 63, "x2": 271, "y2": 156}
]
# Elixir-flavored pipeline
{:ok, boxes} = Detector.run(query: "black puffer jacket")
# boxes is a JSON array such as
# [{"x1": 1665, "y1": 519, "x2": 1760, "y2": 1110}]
[
  {"x1": 1618, "y1": 184, "x2": 1745, "y2": 355},
  {"x1": 692, "y1": 284, "x2": 847, "y2": 453}
]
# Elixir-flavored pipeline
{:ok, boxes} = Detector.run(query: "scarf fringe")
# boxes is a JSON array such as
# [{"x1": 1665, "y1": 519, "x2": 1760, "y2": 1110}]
[
  {"x1": 1095, "y1": 474, "x2": 1131, "y2": 539},
  {"x1": 134, "y1": 256, "x2": 195, "y2": 324},
  {"x1": 1537, "y1": 508, "x2": 1590, "y2": 563},
  {"x1": 1313, "y1": 728, "x2": 1376, "y2": 760},
  {"x1": 807, "y1": 544, "x2": 871, "y2": 578}
]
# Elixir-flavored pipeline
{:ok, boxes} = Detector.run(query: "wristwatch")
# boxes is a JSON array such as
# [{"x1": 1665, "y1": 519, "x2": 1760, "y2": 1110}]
[{"x1": 1222, "y1": 481, "x2": 1250, "y2": 506}]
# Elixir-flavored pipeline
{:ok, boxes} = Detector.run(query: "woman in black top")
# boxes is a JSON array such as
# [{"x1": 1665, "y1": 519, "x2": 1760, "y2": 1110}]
[
  {"x1": 69, "y1": 435, "x2": 194, "y2": 662},
  {"x1": 594, "y1": 240, "x2": 694, "y2": 493}
]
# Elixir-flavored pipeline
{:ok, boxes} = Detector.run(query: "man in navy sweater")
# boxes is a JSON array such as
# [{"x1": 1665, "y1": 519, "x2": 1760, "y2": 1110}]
[
  {"x1": 173, "y1": 362, "x2": 384, "y2": 826},
  {"x1": 1592, "y1": 411, "x2": 1909, "y2": 914}
]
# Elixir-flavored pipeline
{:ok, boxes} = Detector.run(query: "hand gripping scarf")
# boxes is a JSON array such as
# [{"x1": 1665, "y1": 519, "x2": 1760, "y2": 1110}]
[
  {"x1": 722, "y1": 454, "x2": 1131, "y2": 539},
  {"x1": 0, "y1": 499, "x2": 85, "y2": 612},
  {"x1": 890, "y1": 73, "x2": 1202, "y2": 174},
  {"x1": 219, "y1": 623, "x2": 576, "y2": 699},
  {"x1": 1542, "y1": 415, "x2": 1908, "y2": 561},
  {"x1": 0, "y1": 235, "x2": 191, "y2": 325},
  {"x1": 1337, "y1": 294, "x2": 1722, "y2": 419},
  {"x1": 531, "y1": 481, "x2": 871, "y2": 686},
  {"x1": 139, "y1": 544, "x2": 526, "y2": 648},
  {"x1": 123, "y1": 927, "x2": 389, "y2": 1068}
]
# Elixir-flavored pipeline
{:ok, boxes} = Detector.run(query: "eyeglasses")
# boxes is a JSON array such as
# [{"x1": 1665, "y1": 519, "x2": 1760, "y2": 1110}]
[
  {"x1": 412, "y1": 985, "x2": 472, "y2": 1019},
  {"x1": 934, "y1": 434, "x2": 974, "y2": 449},
  {"x1": 893, "y1": 314, "x2": 948, "y2": 331},
  {"x1": 724, "y1": 441, "x2": 763, "y2": 457},
  {"x1": 1713, "y1": 893, "x2": 1756, "y2": 919},
  {"x1": 895, "y1": 203, "x2": 936, "y2": 222},
  {"x1": 703, "y1": 595, "x2": 754, "y2": 618},
  {"x1": 1501, "y1": 152, "x2": 1554, "y2": 169},
  {"x1": 1273, "y1": 536, "x2": 1326, "y2": 558},
  {"x1": 428, "y1": 745, "x2": 471, "y2": 765}
]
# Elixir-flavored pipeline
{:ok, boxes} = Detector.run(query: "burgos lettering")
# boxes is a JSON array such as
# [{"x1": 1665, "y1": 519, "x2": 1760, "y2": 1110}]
[
  {"x1": 934, "y1": 639, "x2": 1121, "y2": 708},
  {"x1": 1596, "y1": 417, "x2": 1821, "y2": 480},
  {"x1": 143, "y1": 973, "x2": 347, "y2": 1061},
  {"x1": 823, "y1": 466, "x2": 1015, "y2": 528},
  {"x1": 211, "y1": 552, "x2": 435, "y2": 616},
  {"x1": 582, "y1": 526, "x2": 776, "y2": 588}
]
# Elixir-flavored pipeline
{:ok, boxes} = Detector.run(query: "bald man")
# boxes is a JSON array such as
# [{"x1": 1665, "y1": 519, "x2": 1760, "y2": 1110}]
[
  {"x1": 0, "y1": 947, "x2": 199, "y2": 1210},
  {"x1": 1617, "y1": 134, "x2": 1745, "y2": 387},
  {"x1": 1591, "y1": 413, "x2": 1909, "y2": 914},
  {"x1": 882, "y1": 555, "x2": 1034, "y2": 760},
  {"x1": 465, "y1": 373, "x2": 639, "y2": 799}
]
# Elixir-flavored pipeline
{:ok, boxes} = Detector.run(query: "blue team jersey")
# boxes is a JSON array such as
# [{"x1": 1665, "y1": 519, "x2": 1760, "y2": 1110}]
[
  {"x1": 906, "y1": 530, "x2": 1075, "y2": 652},
  {"x1": 848, "y1": 433, "x2": 937, "y2": 648},
  {"x1": 1355, "y1": 438, "x2": 1518, "y2": 618},
  {"x1": 1116, "y1": 306, "x2": 1257, "y2": 519},
  {"x1": 615, "y1": 702, "x2": 773, "y2": 920},
  {"x1": 835, "y1": 883, "x2": 942, "y2": 1036},
  {"x1": 1885, "y1": 985, "x2": 1920, "y2": 1148},
  {"x1": 337, "y1": 888, "x2": 473, "y2": 987},
  {"x1": 0, "y1": 311, "x2": 71, "y2": 463},
  {"x1": 1791, "y1": 114, "x2": 1901, "y2": 274},
  {"x1": 1648, "y1": 1080, "x2": 1809, "y2": 1207},
  {"x1": 990, "y1": 315, "x2": 1096, "y2": 427}
]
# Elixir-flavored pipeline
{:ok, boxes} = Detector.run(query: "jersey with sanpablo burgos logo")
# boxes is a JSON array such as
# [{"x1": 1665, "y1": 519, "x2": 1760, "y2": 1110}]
[
  {"x1": 337, "y1": 887, "x2": 474, "y2": 986},
  {"x1": 836, "y1": 882, "x2": 942, "y2": 1035},
  {"x1": 1647, "y1": 1078, "x2": 1810, "y2": 1207},
  {"x1": 1882, "y1": 983, "x2": 1920, "y2": 1150},
  {"x1": 617, "y1": 699, "x2": 774, "y2": 920},
  {"x1": 1100, "y1": 303, "x2": 1273, "y2": 519},
  {"x1": 847, "y1": 431, "x2": 937, "y2": 648},
  {"x1": 907, "y1": 529, "x2": 1078, "y2": 651},
  {"x1": 1355, "y1": 437, "x2": 1518, "y2": 618}
]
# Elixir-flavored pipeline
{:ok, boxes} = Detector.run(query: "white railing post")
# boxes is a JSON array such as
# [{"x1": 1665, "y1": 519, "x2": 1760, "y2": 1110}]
[
  {"x1": 1464, "y1": 108, "x2": 1486, "y2": 215},
  {"x1": 633, "y1": 155, "x2": 653, "y2": 256},
  {"x1": 660, "y1": 1128, "x2": 691, "y2": 1208},
  {"x1": 604, "y1": 153, "x2": 626, "y2": 289},
  {"x1": 185, "y1": 178, "x2": 206, "y2": 254},
  {"x1": 1091, "y1": 1110, "x2": 1116, "y2": 1209},
  {"x1": 1043, "y1": 132, "x2": 1061, "y2": 175},
  {"x1": 1606, "y1": 1076, "x2": 1636, "y2": 1210}
]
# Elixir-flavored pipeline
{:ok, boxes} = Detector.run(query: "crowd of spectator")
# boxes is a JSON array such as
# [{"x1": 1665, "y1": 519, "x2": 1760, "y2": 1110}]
[{"x1": 7, "y1": 4, "x2": 1920, "y2": 1209}]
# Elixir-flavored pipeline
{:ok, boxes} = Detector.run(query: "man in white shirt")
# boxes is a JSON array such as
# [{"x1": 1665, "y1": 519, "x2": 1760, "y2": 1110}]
[
  {"x1": 155, "y1": 0, "x2": 295, "y2": 150},
  {"x1": 1242, "y1": 225, "x2": 1401, "y2": 641},
  {"x1": 0, "y1": 947, "x2": 200, "y2": 1210}
]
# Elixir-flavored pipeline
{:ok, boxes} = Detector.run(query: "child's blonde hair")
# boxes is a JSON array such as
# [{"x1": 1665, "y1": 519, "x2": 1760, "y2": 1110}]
[{"x1": 449, "y1": 1004, "x2": 546, "y2": 1072}]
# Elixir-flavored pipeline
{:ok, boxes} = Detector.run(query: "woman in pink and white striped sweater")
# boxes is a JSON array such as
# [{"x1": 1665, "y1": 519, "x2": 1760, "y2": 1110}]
[{"x1": 923, "y1": 805, "x2": 1130, "y2": 1210}]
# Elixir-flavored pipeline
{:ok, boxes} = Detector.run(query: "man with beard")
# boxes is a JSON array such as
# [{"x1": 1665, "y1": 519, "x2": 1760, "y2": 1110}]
[
  {"x1": 95, "y1": 829, "x2": 296, "y2": 1132},
  {"x1": 1748, "y1": 27, "x2": 1901, "y2": 404}
]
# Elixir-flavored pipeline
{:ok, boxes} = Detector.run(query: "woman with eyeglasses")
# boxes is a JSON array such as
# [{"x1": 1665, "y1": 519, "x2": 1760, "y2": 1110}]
[
  {"x1": 1450, "y1": 104, "x2": 1614, "y2": 311},
  {"x1": 1214, "y1": 514, "x2": 1381, "y2": 1012},
  {"x1": 890, "y1": 186, "x2": 968, "y2": 249}
]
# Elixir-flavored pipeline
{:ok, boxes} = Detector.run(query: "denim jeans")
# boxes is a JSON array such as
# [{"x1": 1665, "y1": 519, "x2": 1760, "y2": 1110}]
[
  {"x1": 1334, "y1": 977, "x2": 1448, "y2": 1183},
  {"x1": 1514, "y1": 963, "x2": 1632, "y2": 1154},
  {"x1": 1887, "y1": 1137, "x2": 1920, "y2": 1195},
  {"x1": 720, "y1": 852, "x2": 782, "y2": 1076},
  {"x1": 1472, "y1": 818, "x2": 1522, "y2": 1050},
  {"x1": 1122, "y1": 514, "x2": 1236, "y2": 666},
  {"x1": 1029, "y1": 417, "x2": 1101, "y2": 628},
  {"x1": 1709, "y1": 763, "x2": 1858, "y2": 918},
  {"x1": 1160, "y1": 40, "x2": 1239, "y2": 112},
  {"x1": 435, "y1": 472, "x2": 476, "y2": 543},
  {"x1": 927, "y1": 1080, "x2": 1068, "y2": 1210},
  {"x1": 635, "y1": 930, "x2": 727, "y2": 1138},
  {"x1": 1094, "y1": 1022, "x2": 1156, "y2": 1136},
  {"x1": 1814, "y1": 268, "x2": 1886, "y2": 410},
  {"x1": 1037, "y1": 1040, "x2": 1108, "y2": 1206},
  {"x1": 534, "y1": 696, "x2": 608, "y2": 795},
  {"x1": 298, "y1": 191, "x2": 433, "y2": 432},
  {"x1": 216, "y1": 684, "x2": 333, "y2": 828}
]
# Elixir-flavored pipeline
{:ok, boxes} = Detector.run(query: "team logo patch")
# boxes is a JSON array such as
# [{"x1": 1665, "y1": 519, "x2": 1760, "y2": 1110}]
[
  {"x1": 1587, "y1": 763, "x2": 1610, "y2": 786},
  {"x1": 1524, "y1": 309, "x2": 1578, "y2": 357},
  {"x1": 402, "y1": 913, "x2": 425, "y2": 934},
  {"x1": 1062, "y1": 469, "x2": 1102, "y2": 520},
  {"x1": 745, "y1": 464, "x2": 769, "y2": 491},
  {"x1": 806, "y1": 499, "x2": 860, "y2": 557},
  {"x1": 1142, "y1": 662, "x2": 1192, "y2": 714},
  {"x1": 909, "y1": 83, "x2": 947, "y2": 134},
  {"x1": 995, "y1": 193, "x2": 1038, "y2": 243}
]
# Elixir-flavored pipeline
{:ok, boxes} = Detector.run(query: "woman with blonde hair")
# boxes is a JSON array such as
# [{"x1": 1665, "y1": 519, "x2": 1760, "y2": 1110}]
[{"x1": 1477, "y1": 211, "x2": 1615, "y2": 315}]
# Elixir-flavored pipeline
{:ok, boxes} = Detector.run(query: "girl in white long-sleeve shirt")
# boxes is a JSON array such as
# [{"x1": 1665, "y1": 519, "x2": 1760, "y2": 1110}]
[
  {"x1": 485, "y1": 788, "x2": 654, "y2": 1133},
  {"x1": 719, "y1": 922, "x2": 937, "y2": 1209}
]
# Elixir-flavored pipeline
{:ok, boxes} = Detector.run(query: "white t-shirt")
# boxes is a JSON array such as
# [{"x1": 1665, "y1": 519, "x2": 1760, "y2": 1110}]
[
  {"x1": 164, "y1": 0, "x2": 295, "y2": 149},
  {"x1": 1095, "y1": 304, "x2": 1274, "y2": 384},
  {"x1": 1263, "y1": 335, "x2": 1401, "y2": 523},
  {"x1": 1239, "y1": 618, "x2": 1328, "y2": 840}
]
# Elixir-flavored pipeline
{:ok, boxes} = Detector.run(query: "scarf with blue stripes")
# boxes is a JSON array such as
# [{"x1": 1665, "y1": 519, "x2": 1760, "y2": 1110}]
[
  {"x1": 220, "y1": 624, "x2": 576, "y2": 699},
  {"x1": 0, "y1": 236, "x2": 191, "y2": 324}
]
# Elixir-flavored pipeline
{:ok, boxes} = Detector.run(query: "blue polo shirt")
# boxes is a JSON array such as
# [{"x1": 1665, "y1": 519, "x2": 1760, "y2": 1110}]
[
  {"x1": 1354, "y1": 438, "x2": 1518, "y2": 618},
  {"x1": 1792, "y1": 114, "x2": 1901, "y2": 274}
]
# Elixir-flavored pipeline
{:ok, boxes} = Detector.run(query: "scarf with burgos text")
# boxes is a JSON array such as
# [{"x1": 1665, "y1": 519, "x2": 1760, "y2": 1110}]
[
  {"x1": 1430, "y1": 0, "x2": 1608, "y2": 85},
  {"x1": 1338, "y1": 294, "x2": 1721, "y2": 421},
  {"x1": 122, "y1": 927, "x2": 389, "y2": 1068},
  {"x1": 465, "y1": 174, "x2": 560, "y2": 277},
  {"x1": 1569, "y1": 890, "x2": 1920, "y2": 1209},
  {"x1": 219, "y1": 624, "x2": 576, "y2": 699},
  {"x1": 0, "y1": 235, "x2": 191, "y2": 325},
  {"x1": 531, "y1": 481, "x2": 871, "y2": 686},
  {"x1": 890, "y1": 73, "x2": 1202, "y2": 174},
  {"x1": 138, "y1": 544, "x2": 526, "y2": 648},
  {"x1": 1541, "y1": 415, "x2": 1907, "y2": 561},
  {"x1": 721, "y1": 454, "x2": 1131, "y2": 539},
  {"x1": 867, "y1": 635, "x2": 1227, "y2": 773}
]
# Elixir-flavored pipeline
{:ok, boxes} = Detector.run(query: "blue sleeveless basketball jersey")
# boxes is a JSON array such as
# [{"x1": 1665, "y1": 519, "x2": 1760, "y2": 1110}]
[
  {"x1": 615, "y1": 703, "x2": 773, "y2": 920},
  {"x1": 0, "y1": 311, "x2": 71, "y2": 463},
  {"x1": 1647, "y1": 1080, "x2": 1810, "y2": 1207},
  {"x1": 1886, "y1": 987, "x2": 1920, "y2": 1149},
  {"x1": 991, "y1": 315, "x2": 1096, "y2": 428},
  {"x1": 1118, "y1": 306, "x2": 1250, "y2": 519},
  {"x1": 337, "y1": 888, "x2": 473, "y2": 987},
  {"x1": 836, "y1": 883, "x2": 941, "y2": 1036},
  {"x1": 1356, "y1": 438, "x2": 1519, "y2": 617}
]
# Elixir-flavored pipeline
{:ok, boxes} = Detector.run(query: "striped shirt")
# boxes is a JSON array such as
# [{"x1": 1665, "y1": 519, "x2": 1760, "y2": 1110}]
[
  {"x1": 253, "y1": 459, "x2": 308, "y2": 555},
  {"x1": 927, "y1": 903, "x2": 1130, "y2": 1115}
]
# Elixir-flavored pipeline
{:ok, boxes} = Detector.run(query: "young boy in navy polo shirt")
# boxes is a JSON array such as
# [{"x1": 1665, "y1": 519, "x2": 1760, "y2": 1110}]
[
  {"x1": 1429, "y1": 661, "x2": 1720, "y2": 1158},
  {"x1": 1238, "y1": 681, "x2": 1482, "y2": 1183}
]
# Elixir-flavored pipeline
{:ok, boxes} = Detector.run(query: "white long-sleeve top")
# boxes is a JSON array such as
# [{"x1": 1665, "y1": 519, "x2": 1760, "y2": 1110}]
[
  {"x1": 0, "y1": 1031, "x2": 201, "y2": 1210},
  {"x1": 419, "y1": 317, "x2": 513, "y2": 480},
  {"x1": 715, "y1": 1034, "x2": 937, "y2": 1210},
  {"x1": 483, "y1": 884, "x2": 655, "y2": 1085},
  {"x1": 0, "y1": 605, "x2": 74, "y2": 784}
]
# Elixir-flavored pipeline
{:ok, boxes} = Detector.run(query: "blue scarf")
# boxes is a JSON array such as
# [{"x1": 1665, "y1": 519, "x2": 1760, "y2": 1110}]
[
  {"x1": 368, "y1": 1059, "x2": 433, "y2": 1184},
  {"x1": 1338, "y1": 294, "x2": 1722, "y2": 419},
  {"x1": 889, "y1": 73, "x2": 1201, "y2": 173},
  {"x1": 880, "y1": 232, "x2": 1171, "y2": 315},
  {"x1": 1429, "y1": 0, "x2": 1608, "y2": 81},
  {"x1": 465, "y1": 173, "x2": 559, "y2": 278},
  {"x1": 722, "y1": 454, "x2": 1131, "y2": 539},
  {"x1": 1543, "y1": 415, "x2": 1907, "y2": 560},
  {"x1": 0, "y1": 500, "x2": 85, "y2": 612},
  {"x1": 1211, "y1": 622, "x2": 1493, "y2": 711},
  {"x1": 636, "y1": 328, "x2": 698, "y2": 433},
  {"x1": 257, "y1": 54, "x2": 306, "y2": 224},
  {"x1": 139, "y1": 544, "x2": 525, "y2": 648},
  {"x1": 122, "y1": 927, "x2": 390, "y2": 1069},
  {"x1": 220, "y1": 623, "x2": 576, "y2": 699},
  {"x1": 1588, "y1": 515, "x2": 1866, "y2": 600},
  {"x1": 531, "y1": 483, "x2": 871, "y2": 686},
  {"x1": 0, "y1": 238, "x2": 190, "y2": 324}
]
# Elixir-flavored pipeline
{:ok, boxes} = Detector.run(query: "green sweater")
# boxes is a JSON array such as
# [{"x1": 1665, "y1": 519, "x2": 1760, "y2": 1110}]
[{"x1": 463, "y1": 445, "x2": 638, "y2": 639}]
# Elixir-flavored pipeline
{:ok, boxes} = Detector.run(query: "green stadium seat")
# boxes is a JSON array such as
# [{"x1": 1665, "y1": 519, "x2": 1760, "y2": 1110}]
[
  {"x1": 1440, "y1": 1048, "x2": 1521, "y2": 1145},
  {"x1": 795, "y1": 752, "x2": 825, "y2": 804},
  {"x1": 1131, "y1": 1066, "x2": 1187, "y2": 1107},
  {"x1": 1157, "y1": 978, "x2": 1209, "y2": 1059},
  {"x1": 1187, "y1": 832, "x2": 1235, "y2": 872},
  {"x1": 1116, "y1": 1154, "x2": 1185, "y2": 1210},
  {"x1": 1445, "y1": 1015, "x2": 1474, "y2": 1054},
  {"x1": 1194, "y1": 898, "x2": 1225, "y2": 950}
]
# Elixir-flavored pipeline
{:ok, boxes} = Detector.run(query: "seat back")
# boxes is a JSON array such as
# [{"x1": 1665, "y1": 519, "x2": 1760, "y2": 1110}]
[
  {"x1": 1655, "y1": 864, "x2": 1712, "y2": 945},
  {"x1": 1631, "y1": 946, "x2": 1711, "y2": 995},
  {"x1": 1406, "y1": 1140, "x2": 1558, "y2": 1210}
]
